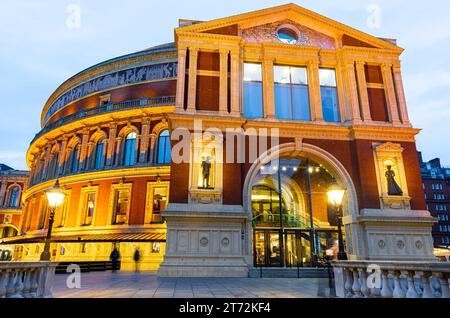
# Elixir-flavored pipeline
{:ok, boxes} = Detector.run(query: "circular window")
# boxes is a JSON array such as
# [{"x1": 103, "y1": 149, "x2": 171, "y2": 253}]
[{"x1": 277, "y1": 27, "x2": 298, "y2": 44}]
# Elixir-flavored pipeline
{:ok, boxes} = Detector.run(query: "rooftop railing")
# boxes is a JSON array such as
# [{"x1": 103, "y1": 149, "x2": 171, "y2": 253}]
[{"x1": 33, "y1": 96, "x2": 176, "y2": 144}]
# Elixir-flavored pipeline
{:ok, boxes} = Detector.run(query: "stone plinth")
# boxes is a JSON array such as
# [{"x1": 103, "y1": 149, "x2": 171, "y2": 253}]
[{"x1": 158, "y1": 203, "x2": 249, "y2": 277}]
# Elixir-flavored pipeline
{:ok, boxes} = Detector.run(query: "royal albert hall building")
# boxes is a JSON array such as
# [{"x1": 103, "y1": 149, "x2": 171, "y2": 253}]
[{"x1": 2, "y1": 4, "x2": 436, "y2": 275}]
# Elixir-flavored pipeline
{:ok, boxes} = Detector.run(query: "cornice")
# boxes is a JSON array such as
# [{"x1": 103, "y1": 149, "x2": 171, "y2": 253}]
[{"x1": 23, "y1": 166, "x2": 171, "y2": 201}]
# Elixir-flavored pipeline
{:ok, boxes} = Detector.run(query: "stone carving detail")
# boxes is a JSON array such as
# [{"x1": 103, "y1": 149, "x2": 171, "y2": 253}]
[
  {"x1": 200, "y1": 237, "x2": 209, "y2": 247},
  {"x1": 397, "y1": 240, "x2": 405, "y2": 250},
  {"x1": 221, "y1": 237, "x2": 230, "y2": 247},
  {"x1": 415, "y1": 240, "x2": 424, "y2": 250},
  {"x1": 378, "y1": 240, "x2": 386, "y2": 249},
  {"x1": 45, "y1": 62, "x2": 178, "y2": 122},
  {"x1": 189, "y1": 189, "x2": 222, "y2": 205}
]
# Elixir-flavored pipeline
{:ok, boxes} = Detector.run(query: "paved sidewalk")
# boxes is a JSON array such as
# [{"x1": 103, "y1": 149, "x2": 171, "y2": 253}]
[{"x1": 53, "y1": 271, "x2": 330, "y2": 298}]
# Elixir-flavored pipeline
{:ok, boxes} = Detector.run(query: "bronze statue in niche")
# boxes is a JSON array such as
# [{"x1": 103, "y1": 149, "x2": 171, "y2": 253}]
[
  {"x1": 201, "y1": 156, "x2": 212, "y2": 189},
  {"x1": 385, "y1": 165, "x2": 403, "y2": 196}
]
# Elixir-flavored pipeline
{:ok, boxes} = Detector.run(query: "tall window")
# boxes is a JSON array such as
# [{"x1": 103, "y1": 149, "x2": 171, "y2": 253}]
[
  {"x1": 70, "y1": 146, "x2": 79, "y2": 174},
  {"x1": 244, "y1": 63, "x2": 264, "y2": 118},
  {"x1": 94, "y1": 140, "x2": 105, "y2": 170},
  {"x1": 124, "y1": 132, "x2": 137, "y2": 166},
  {"x1": 8, "y1": 187, "x2": 20, "y2": 208},
  {"x1": 82, "y1": 193, "x2": 95, "y2": 226},
  {"x1": 274, "y1": 65, "x2": 310, "y2": 121},
  {"x1": 319, "y1": 69, "x2": 340, "y2": 123},
  {"x1": 50, "y1": 152, "x2": 59, "y2": 179},
  {"x1": 112, "y1": 188, "x2": 131, "y2": 225},
  {"x1": 156, "y1": 130, "x2": 171, "y2": 165}
]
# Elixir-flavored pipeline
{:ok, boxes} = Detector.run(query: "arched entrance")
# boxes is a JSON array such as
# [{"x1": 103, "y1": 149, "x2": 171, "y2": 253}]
[{"x1": 244, "y1": 143, "x2": 359, "y2": 268}]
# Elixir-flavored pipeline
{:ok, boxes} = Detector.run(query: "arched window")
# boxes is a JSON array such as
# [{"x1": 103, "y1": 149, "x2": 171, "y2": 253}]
[
  {"x1": 8, "y1": 187, "x2": 20, "y2": 208},
  {"x1": 94, "y1": 140, "x2": 105, "y2": 170},
  {"x1": 124, "y1": 132, "x2": 137, "y2": 166},
  {"x1": 156, "y1": 130, "x2": 171, "y2": 165},
  {"x1": 50, "y1": 152, "x2": 59, "y2": 178},
  {"x1": 70, "y1": 146, "x2": 79, "y2": 173}
]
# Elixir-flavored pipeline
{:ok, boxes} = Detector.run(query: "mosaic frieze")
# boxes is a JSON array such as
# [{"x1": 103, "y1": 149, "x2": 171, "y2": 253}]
[
  {"x1": 44, "y1": 62, "x2": 178, "y2": 123},
  {"x1": 241, "y1": 20, "x2": 335, "y2": 50}
]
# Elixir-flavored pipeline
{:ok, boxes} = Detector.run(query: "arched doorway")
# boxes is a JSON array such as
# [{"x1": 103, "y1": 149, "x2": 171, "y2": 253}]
[{"x1": 244, "y1": 143, "x2": 359, "y2": 268}]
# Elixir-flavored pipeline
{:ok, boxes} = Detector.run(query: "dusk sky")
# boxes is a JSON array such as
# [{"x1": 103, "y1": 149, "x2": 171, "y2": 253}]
[{"x1": 1, "y1": 0, "x2": 449, "y2": 170}]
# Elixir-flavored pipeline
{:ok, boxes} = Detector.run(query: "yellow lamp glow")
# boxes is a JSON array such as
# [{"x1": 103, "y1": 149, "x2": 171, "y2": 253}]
[
  {"x1": 327, "y1": 182, "x2": 346, "y2": 206},
  {"x1": 45, "y1": 180, "x2": 65, "y2": 209}
]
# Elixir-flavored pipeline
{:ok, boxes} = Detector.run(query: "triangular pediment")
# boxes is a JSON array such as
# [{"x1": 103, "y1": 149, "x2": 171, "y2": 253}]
[{"x1": 176, "y1": 3, "x2": 402, "y2": 52}]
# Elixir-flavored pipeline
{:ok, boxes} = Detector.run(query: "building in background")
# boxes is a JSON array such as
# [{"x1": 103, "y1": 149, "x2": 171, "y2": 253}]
[
  {"x1": 419, "y1": 153, "x2": 450, "y2": 257},
  {"x1": 0, "y1": 4, "x2": 437, "y2": 274},
  {"x1": 0, "y1": 164, "x2": 29, "y2": 260}
]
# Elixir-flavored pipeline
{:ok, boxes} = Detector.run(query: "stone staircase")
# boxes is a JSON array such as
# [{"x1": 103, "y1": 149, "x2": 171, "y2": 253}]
[{"x1": 248, "y1": 267, "x2": 330, "y2": 278}]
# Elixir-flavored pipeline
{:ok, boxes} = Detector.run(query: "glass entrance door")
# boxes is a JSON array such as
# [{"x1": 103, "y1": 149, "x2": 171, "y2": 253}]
[{"x1": 254, "y1": 230, "x2": 282, "y2": 267}]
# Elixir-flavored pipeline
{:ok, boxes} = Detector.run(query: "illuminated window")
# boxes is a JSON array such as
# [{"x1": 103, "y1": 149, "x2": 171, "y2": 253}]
[
  {"x1": 274, "y1": 65, "x2": 310, "y2": 121},
  {"x1": 244, "y1": 63, "x2": 263, "y2": 118},
  {"x1": 319, "y1": 68, "x2": 340, "y2": 123},
  {"x1": 124, "y1": 132, "x2": 137, "y2": 166},
  {"x1": 156, "y1": 130, "x2": 171, "y2": 165},
  {"x1": 112, "y1": 186, "x2": 131, "y2": 225},
  {"x1": 145, "y1": 182, "x2": 169, "y2": 224},
  {"x1": 81, "y1": 192, "x2": 96, "y2": 226}
]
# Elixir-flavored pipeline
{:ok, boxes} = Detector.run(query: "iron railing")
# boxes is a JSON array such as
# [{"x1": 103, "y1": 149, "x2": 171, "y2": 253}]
[{"x1": 33, "y1": 96, "x2": 176, "y2": 144}]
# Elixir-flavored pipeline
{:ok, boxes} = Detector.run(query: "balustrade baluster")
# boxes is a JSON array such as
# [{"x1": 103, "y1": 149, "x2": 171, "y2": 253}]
[
  {"x1": 30, "y1": 268, "x2": 40, "y2": 297},
  {"x1": 359, "y1": 268, "x2": 370, "y2": 297},
  {"x1": 344, "y1": 268, "x2": 354, "y2": 298},
  {"x1": 420, "y1": 272, "x2": 435, "y2": 298},
  {"x1": 352, "y1": 268, "x2": 362, "y2": 297},
  {"x1": 391, "y1": 270, "x2": 406, "y2": 298},
  {"x1": 23, "y1": 269, "x2": 32, "y2": 297},
  {"x1": 380, "y1": 270, "x2": 393, "y2": 298},
  {"x1": 434, "y1": 273, "x2": 450, "y2": 298},
  {"x1": 12, "y1": 270, "x2": 25, "y2": 298},
  {"x1": 0, "y1": 271, "x2": 7, "y2": 298},
  {"x1": 5, "y1": 270, "x2": 16, "y2": 297},
  {"x1": 402, "y1": 270, "x2": 419, "y2": 298}
]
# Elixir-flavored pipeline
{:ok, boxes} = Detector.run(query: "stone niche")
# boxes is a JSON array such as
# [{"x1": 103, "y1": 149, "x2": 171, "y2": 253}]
[{"x1": 350, "y1": 142, "x2": 437, "y2": 262}]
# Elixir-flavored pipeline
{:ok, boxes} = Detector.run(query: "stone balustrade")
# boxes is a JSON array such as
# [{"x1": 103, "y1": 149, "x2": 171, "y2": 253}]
[
  {"x1": 333, "y1": 261, "x2": 450, "y2": 298},
  {"x1": 0, "y1": 262, "x2": 57, "y2": 298}
]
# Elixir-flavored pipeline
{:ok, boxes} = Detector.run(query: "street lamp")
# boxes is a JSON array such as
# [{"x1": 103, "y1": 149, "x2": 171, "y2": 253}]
[
  {"x1": 40, "y1": 180, "x2": 65, "y2": 261},
  {"x1": 327, "y1": 179, "x2": 348, "y2": 261}
]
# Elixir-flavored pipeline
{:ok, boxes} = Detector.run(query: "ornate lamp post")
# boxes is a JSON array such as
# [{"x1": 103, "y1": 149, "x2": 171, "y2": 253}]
[
  {"x1": 40, "y1": 180, "x2": 65, "y2": 261},
  {"x1": 327, "y1": 180, "x2": 348, "y2": 261}
]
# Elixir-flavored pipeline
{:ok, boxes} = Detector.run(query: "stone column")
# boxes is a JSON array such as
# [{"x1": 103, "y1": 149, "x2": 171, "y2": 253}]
[
  {"x1": 230, "y1": 50, "x2": 241, "y2": 116},
  {"x1": 263, "y1": 58, "x2": 275, "y2": 119},
  {"x1": 186, "y1": 47, "x2": 199, "y2": 113},
  {"x1": 355, "y1": 61, "x2": 372, "y2": 122},
  {"x1": 78, "y1": 129, "x2": 90, "y2": 170},
  {"x1": 219, "y1": 49, "x2": 229, "y2": 114},
  {"x1": 175, "y1": 48, "x2": 187, "y2": 112},
  {"x1": 148, "y1": 133, "x2": 157, "y2": 164},
  {"x1": 106, "y1": 123, "x2": 117, "y2": 167},
  {"x1": 307, "y1": 61, "x2": 323, "y2": 122},
  {"x1": 392, "y1": 66, "x2": 411, "y2": 125},
  {"x1": 139, "y1": 118, "x2": 151, "y2": 163},
  {"x1": 381, "y1": 63, "x2": 401, "y2": 125},
  {"x1": 0, "y1": 180, "x2": 7, "y2": 207},
  {"x1": 57, "y1": 137, "x2": 68, "y2": 176},
  {"x1": 114, "y1": 137, "x2": 123, "y2": 167},
  {"x1": 344, "y1": 62, "x2": 362, "y2": 123}
]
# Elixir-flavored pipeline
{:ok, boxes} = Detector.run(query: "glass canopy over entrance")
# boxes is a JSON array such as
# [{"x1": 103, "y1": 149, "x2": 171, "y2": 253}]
[{"x1": 251, "y1": 156, "x2": 346, "y2": 268}]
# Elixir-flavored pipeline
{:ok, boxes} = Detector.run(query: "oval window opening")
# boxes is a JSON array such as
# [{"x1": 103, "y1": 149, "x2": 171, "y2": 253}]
[{"x1": 277, "y1": 28, "x2": 298, "y2": 44}]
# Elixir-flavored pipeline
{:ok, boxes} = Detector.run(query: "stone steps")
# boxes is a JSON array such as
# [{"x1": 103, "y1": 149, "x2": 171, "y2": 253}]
[{"x1": 248, "y1": 267, "x2": 330, "y2": 278}]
